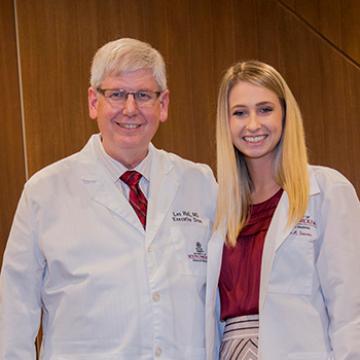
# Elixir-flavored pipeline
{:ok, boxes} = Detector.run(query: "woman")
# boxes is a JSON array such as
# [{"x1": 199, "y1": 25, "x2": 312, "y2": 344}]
[{"x1": 206, "y1": 60, "x2": 360, "y2": 360}]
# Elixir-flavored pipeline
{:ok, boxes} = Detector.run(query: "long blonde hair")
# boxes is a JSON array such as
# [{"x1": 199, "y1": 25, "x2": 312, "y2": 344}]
[{"x1": 214, "y1": 60, "x2": 309, "y2": 246}]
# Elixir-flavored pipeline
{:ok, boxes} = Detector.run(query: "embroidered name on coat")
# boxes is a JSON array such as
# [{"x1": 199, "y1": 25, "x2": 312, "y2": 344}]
[{"x1": 172, "y1": 210, "x2": 203, "y2": 223}]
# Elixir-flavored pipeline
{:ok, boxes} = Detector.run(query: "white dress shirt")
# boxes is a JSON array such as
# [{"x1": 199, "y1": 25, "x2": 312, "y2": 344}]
[{"x1": 95, "y1": 135, "x2": 151, "y2": 199}]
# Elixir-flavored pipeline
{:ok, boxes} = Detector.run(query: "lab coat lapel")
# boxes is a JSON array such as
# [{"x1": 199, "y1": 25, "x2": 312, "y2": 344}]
[
  {"x1": 146, "y1": 146, "x2": 180, "y2": 245},
  {"x1": 77, "y1": 137, "x2": 144, "y2": 233},
  {"x1": 82, "y1": 175, "x2": 144, "y2": 233},
  {"x1": 259, "y1": 191, "x2": 291, "y2": 310},
  {"x1": 259, "y1": 170, "x2": 321, "y2": 310}
]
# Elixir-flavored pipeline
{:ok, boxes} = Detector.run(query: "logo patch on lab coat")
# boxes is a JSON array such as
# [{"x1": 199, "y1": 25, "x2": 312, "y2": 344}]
[
  {"x1": 172, "y1": 210, "x2": 203, "y2": 223},
  {"x1": 187, "y1": 241, "x2": 207, "y2": 263},
  {"x1": 290, "y1": 215, "x2": 317, "y2": 237}
]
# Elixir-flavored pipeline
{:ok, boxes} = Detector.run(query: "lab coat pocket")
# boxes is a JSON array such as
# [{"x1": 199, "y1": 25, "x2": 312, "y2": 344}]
[
  {"x1": 172, "y1": 223, "x2": 209, "y2": 277},
  {"x1": 268, "y1": 231, "x2": 316, "y2": 295}
]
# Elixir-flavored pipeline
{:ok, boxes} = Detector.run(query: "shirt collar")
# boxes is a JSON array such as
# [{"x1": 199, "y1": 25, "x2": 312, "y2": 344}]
[{"x1": 94, "y1": 134, "x2": 152, "y2": 182}]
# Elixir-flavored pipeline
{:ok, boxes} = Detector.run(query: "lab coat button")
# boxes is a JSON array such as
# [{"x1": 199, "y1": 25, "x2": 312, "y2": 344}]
[
  {"x1": 152, "y1": 292, "x2": 160, "y2": 302},
  {"x1": 147, "y1": 245, "x2": 153, "y2": 252},
  {"x1": 155, "y1": 346, "x2": 162, "y2": 357}
]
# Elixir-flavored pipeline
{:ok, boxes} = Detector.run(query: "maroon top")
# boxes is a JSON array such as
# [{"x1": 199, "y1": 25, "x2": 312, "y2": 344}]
[{"x1": 219, "y1": 189, "x2": 283, "y2": 320}]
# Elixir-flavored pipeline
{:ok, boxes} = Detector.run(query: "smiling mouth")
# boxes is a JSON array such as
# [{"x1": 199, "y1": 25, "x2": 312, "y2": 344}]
[
  {"x1": 116, "y1": 123, "x2": 142, "y2": 129},
  {"x1": 243, "y1": 135, "x2": 267, "y2": 143}
]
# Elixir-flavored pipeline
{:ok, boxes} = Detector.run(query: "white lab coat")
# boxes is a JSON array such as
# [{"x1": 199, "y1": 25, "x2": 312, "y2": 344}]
[
  {"x1": 206, "y1": 166, "x2": 360, "y2": 360},
  {"x1": 0, "y1": 135, "x2": 217, "y2": 360}
]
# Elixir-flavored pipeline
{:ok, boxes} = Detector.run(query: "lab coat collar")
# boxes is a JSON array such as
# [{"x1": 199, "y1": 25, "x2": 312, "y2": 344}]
[
  {"x1": 259, "y1": 166, "x2": 321, "y2": 310},
  {"x1": 76, "y1": 135, "x2": 180, "y2": 238},
  {"x1": 75, "y1": 135, "x2": 143, "y2": 234}
]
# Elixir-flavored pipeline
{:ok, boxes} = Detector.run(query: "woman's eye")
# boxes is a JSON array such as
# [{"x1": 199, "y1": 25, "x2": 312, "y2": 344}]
[
  {"x1": 233, "y1": 110, "x2": 246, "y2": 117},
  {"x1": 258, "y1": 106, "x2": 273, "y2": 114}
]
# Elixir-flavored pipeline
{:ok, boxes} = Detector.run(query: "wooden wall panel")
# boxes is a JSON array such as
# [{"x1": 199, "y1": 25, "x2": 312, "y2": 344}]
[
  {"x1": 282, "y1": 0, "x2": 360, "y2": 65},
  {"x1": 0, "y1": 0, "x2": 26, "y2": 266},
  {"x1": 13, "y1": 0, "x2": 360, "y2": 193},
  {"x1": 153, "y1": 0, "x2": 219, "y2": 167},
  {"x1": 272, "y1": 0, "x2": 360, "y2": 191},
  {"x1": 16, "y1": 0, "x2": 99, "y2": 176},
  {"x1": 153, "y1": 0, "x2": 198, "y2": 163},
  {"x1": 342, "y1": 1, "x2": 360, "y2": 62}
]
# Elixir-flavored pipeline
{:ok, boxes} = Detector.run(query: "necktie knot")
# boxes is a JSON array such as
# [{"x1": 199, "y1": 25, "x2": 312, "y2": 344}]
[{"x1": 120, "y1": 170, "x2": 142, "y2": 188}]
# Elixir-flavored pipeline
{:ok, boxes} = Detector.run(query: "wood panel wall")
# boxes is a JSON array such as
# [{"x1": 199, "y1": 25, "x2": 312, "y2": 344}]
[
  {"x1": 0, "y1": 0, "x2": 26, "y2": 265},
  {"x1": 282, "y1": 0, "x2": 360, "y2": 63},
  {"x1": 2, "y1": 0, "x2": 360, "y2": 267},
  {"x1": 266, "y1": 1, "x2": 360, "y2": 188}
]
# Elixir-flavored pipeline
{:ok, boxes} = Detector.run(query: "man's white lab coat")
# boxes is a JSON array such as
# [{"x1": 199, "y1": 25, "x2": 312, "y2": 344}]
[{"x1": 0, "y1": 135, "x2": 217, "y2": 359}]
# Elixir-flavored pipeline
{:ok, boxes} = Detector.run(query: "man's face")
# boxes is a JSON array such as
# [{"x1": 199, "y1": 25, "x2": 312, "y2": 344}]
[{"x1": 88, "y1": 69, "x2": 169, "y2": 168}]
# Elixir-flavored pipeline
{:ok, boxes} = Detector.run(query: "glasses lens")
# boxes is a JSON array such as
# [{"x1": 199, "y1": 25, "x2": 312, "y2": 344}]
[
  {"x1": 100, "y1": 89, "x2": 160, "y2": 108},
  {"x1": 135, "y1": 91, "x2": 155, "y2": 104}
]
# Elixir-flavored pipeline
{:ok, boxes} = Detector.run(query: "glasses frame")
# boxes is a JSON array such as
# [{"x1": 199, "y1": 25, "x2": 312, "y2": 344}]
[{"x1": 96, "y1": 87, "x2": 162, "y2": 108}]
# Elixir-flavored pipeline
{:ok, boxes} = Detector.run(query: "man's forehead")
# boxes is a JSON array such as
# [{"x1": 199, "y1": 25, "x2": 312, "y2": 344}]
[
  {"x1": 108, "y1": 67, "x2": 153, "y2": 78},
  {"x1": 101, "y1": 68, "x2": 157, "y2": 87}
]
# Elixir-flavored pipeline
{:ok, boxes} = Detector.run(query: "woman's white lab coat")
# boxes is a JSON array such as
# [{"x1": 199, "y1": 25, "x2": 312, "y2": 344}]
[{"x1": 206, "y1": 166, "x2": 360, "y2": 360}]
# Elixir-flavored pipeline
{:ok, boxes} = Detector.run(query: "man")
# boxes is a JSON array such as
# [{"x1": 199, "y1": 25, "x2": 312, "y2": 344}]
[{"x1": 0, "y1": 38, "x2": 217, "y2": 359}]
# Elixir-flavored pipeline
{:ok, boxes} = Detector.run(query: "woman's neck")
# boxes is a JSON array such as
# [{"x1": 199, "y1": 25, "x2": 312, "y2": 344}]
[{"x1": 247, "y1": 158, "x2": 281, "y2": 204}]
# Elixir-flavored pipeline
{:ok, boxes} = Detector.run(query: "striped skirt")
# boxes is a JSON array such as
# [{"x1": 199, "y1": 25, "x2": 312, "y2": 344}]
[{"x1": 220, "y1": 314, "x2": 259, "y2": 360}]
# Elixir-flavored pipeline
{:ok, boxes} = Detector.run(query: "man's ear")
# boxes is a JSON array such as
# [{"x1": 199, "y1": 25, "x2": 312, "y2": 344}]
[
  {"x1": 88, "y1": 87, "x2": 98, "y2": 119},
  {"x1": 159, "y1": 90, "x2": 170, "y2": 123}
]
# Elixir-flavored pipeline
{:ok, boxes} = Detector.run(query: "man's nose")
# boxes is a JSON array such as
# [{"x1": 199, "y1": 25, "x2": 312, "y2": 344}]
[{"x1": 122, "y1": 94, "x2": 138, "y2": 115}]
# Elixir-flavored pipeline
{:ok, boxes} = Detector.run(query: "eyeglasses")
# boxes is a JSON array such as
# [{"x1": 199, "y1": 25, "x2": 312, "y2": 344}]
[{"x1": 96, "y1": 88, "x2": 162, "y2": 108}]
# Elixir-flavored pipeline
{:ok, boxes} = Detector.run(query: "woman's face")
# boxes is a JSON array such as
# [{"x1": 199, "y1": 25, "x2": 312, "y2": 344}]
[{"x1": 228, "y1": 80, "x2": 283, "y2": 166}]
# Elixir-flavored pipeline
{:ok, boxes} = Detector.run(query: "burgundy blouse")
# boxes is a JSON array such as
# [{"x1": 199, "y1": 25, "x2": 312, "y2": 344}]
[{"x1": 219, "y1": 189, "x2": 283, "y2": 321}]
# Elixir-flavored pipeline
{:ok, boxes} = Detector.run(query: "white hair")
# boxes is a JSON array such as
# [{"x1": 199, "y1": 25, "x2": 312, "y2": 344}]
[{"x1": 90, "y1": 38, "x2": 167, "y2": 90}]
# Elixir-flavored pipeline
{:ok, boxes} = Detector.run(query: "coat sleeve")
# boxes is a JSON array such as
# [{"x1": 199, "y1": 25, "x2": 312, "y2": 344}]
[
  {"x1": 0, "y1": 186, "x2": 45, "y2": 359},
  {"x1": 316, "y1": 180, "x2": 360, "y2": 359}
]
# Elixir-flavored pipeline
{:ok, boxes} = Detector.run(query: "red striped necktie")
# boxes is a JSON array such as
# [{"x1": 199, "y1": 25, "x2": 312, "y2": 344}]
[{"x1": 120, "y1": 170, "x2": 147, "y2": 229}]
